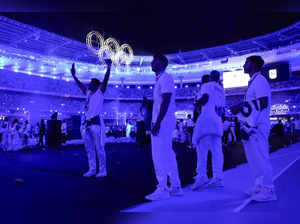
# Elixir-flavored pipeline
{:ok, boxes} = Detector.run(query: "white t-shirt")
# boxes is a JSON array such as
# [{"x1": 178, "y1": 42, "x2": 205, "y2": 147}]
[
  {"x1": 85, "y1": 88, "x2": 104, "y2": 120},
  {"x1": 245, "y1": 72, "x2": 271, "y2": 126},
  {"x1": 126, "y1": 123, "x2": 132, "y2": 132},
  {"x1": 193, "y1": 81, "x2": 225, "y2": 142},
  {"x1": 200, "y1": 81, "x2": 225, "y2": 117},
  {"x1": 152, "y1": 72, "x2": 176, "y2": 123}
]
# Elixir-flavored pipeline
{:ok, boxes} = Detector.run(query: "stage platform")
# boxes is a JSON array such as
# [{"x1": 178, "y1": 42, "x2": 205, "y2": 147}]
[{"x1": 0, "y1": 142, "x2": 300, "y2": 224}]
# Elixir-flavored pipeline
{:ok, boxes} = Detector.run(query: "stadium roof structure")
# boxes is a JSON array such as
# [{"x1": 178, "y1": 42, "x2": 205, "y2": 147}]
[{"x1": 0, "y1": 15, "x2": 299, "y2": 84}]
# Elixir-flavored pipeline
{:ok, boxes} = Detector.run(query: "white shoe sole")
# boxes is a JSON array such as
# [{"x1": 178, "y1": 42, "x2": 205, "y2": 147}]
[
  {"x1": 145, "y1": 195, "x2": 170, "y2": 201},
  {"x1": 191, "y1": 182, "x2": 210, "y2": 190},
  {"x1": 170, "y1": 192, "x2": 184, "y2": 197},
  {"x1": 95, "y1": 174, "x2": 107, "y2": 178}
]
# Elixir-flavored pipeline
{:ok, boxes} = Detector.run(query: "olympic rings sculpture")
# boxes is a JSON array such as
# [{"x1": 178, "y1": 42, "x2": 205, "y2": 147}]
[{"x1": 86, "y1": 31, "x2": 134, "y2": 67}]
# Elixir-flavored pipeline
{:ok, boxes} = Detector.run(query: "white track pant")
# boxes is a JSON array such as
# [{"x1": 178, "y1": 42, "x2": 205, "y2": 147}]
[
  {"x1": 195, "y1": 135, "x2": 224, "y2": 180},
  {"x1": 151, "y1": 119, "x2": 181, "y2": 190},
  {"x1": 243, "y1": 123, "x2": 273, "y2": 188},
  {"x1": 84, "y1": 125, "x2": 106, "y2": 173}
]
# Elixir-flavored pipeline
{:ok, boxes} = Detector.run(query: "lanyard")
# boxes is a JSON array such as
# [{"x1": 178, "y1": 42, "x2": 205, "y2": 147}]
[{"x1": 245, "y1": 73, "x2": 260, "y2": 101}]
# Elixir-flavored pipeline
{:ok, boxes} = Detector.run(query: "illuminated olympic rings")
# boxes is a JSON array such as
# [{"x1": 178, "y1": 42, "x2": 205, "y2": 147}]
[{"x1": 86, "y1": 31, "x2": 134, "y2": 67}]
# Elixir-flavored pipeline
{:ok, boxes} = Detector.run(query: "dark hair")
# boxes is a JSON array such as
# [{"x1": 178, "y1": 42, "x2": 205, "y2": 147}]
[
  {"x1": 201, "y1": 74, "x2": 210, "y2": 84},
  {"x1": 246, "y1": 55, "x2": 264, "y2": 70},
  {"x1": 91, "y1": 78, "x2": 101, "y2": 87},
  {"x1": 210, "y1": 70, "x2": 220, "y2": 82},
  {"x1": 153, "y1": 54, "x2": 168, "y2": 69},
  {"x1": 51, "y1": 112, "x2": 58, "y2": 120}
]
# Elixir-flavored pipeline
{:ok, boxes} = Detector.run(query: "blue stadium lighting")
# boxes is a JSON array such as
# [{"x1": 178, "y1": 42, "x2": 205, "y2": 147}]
[
  {"x1": 91, "y1": 67, "x2": 98, "y2": 73},
  {"x1": 13, "y1": 66, "x2": 20, "y2": 72},
  {"x1": 185, "y1": 85, "x2": 189, "y2": 88},
  {"x1": 137, "y1": 86, "x2": 141, "y2": 89},
  {"x1": 40, "y1": 66, "x2": 46, "y2": 72},
  {"x1": 0, "y1": 16, "x2": 298, "y2": 87},
  {"x1": 0, "y1": 56, "x2": 7, "y2": 66},
  {"x1": 126, "y1": 86, "x2": 130, "y2": 89},
  {"x1": 115, "y1": 85, "x2": 119, "y2": 88},
  {"x1": 27, "y1": 64, "x2": 33, "y2": 71},
  {"x1": 196, "y1": 84, "x2": 200, "y2": 87},
  {"x1": 149, "y1": 86, "x2": 153, "y2": 89},
  {"x1": 175, "y1": 85, "x2": 178, "y2": 89}
]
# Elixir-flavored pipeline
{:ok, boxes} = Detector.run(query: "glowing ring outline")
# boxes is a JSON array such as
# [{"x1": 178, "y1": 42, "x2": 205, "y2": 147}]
[
  {"x1": 86, "y1": 31, "x2": 104, "y2": 55},
  {"x1": 86, "y1": 31, "x2": 134, "y2": 66}
]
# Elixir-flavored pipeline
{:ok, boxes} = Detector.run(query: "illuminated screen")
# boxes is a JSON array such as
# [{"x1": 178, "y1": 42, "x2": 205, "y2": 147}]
[
  {"x1": 269, "y1": 69, "x2": 277, "y2": 79},
  {"x1": 222, "y1": 71, "x2": 250, "y2": 88}
]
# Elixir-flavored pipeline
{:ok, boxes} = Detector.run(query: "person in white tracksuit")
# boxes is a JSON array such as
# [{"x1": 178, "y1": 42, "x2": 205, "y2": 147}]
[
  {"x1": 145, "y1": 54, "x2": 183, "y2": 201},
  {"x1": 22, "y1": 120, "x2": 31, "y2": 148},
  {"x1": 126, "y1": 121, "x2": 133, "y2": 138},
  {"x1": 192, "y1": 70, "x2": 225, "y2": 189},
  {"x1": 71, "y1": 59, "x2": 112, "y2": 178},
  {"x1": 231, "y1": 55, "x2": 276, "y2": 202}
]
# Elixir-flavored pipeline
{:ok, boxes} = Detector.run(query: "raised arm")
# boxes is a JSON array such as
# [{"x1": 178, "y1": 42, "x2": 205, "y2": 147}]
[
  {"x1": 71, "y1": 63, "x2": 87, "y2": 95},
  {"x1": 100, "y1": 59, "x2": 112, "y2": 93}
]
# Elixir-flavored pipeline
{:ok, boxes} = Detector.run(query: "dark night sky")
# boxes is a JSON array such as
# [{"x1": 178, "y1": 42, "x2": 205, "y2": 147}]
[{"x1": 1, "y1": 0, "x2": 299, "y2": 55}]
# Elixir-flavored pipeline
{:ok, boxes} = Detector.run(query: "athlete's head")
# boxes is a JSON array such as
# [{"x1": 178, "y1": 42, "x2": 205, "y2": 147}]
[
  {"x1": 210, "y1": 70, "x2": 220, "y2": 82},
  {"x1": 88, "y1": 78, "x2": 101, "y2": 92},
  {"x1": 243, "y1": 55, "x2": 264, "y2": 75},
  {"x1": 151, "y1": 54, "x2": 168, "y2": 74}
]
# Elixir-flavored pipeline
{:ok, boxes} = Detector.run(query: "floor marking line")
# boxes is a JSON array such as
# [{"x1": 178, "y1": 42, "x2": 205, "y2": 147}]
[{"x1": 233, "y1": 154, "x2": 300, "y2": 213}]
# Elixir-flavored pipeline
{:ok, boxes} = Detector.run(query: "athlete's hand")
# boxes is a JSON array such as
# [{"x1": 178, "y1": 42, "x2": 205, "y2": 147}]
[
  {"x1": 104, "y1": 59, "x2": 112, "y2": 67},
  {"x1": 151, "y1": 122, "x2": 161, "y2": 136}
]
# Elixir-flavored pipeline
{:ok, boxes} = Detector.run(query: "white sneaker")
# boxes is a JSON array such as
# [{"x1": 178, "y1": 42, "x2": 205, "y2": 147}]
[
  {"x1": 169, "y1": 186, "x2": 184, "y2": 196},
  {"x1": 252, "y1": 186, "x2": 277, "y2": 202},
  {"x1": 145, "y1": 188, "x2": 170, "y2": 201},
  {"x1": 95, "y1": 171, "x2": 107, "y2": 178},
  {"x1": 207, "y1": 178, "x2": 224, "y2": 188},
  {"x1": 83, "y1": 170, "x2": 96, "y2": 177},
  {"x1": 191, "y1": 177, "x2": 209, "y2": 190},
  {"x1": 245, "y1": 184, "x2": 262, "y2": 196}
]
